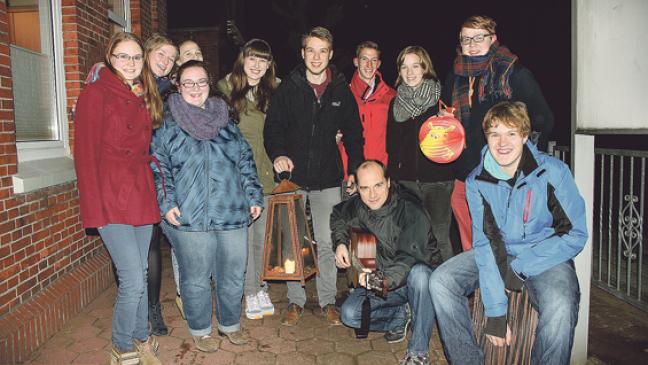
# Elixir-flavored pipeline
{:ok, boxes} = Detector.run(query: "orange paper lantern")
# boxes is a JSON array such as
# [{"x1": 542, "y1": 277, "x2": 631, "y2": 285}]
[{"x1": 418, "y1": 114, "x2": 466, "y2": 163}]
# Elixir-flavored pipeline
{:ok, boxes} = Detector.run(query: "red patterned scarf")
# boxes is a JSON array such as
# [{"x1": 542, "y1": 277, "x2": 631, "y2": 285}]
[{"x1": 452, "y1": 42, "x2": 518, "y2": 126}]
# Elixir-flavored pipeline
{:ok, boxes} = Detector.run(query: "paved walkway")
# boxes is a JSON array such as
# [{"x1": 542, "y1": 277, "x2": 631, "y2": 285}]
[
  {"x1": 23, "y1": 247, "x2": 446, "y2": 365},
  {"x1": 21, "y1": 247, "x2": 648, "y2": 365}
]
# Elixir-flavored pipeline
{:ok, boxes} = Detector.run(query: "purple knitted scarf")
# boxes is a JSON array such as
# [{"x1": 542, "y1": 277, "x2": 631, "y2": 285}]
[{"x1": 168, "y1": 93, "x2": 229, "y2": 140}]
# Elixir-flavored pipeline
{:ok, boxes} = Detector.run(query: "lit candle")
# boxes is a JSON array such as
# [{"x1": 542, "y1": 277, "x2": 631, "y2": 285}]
[{"x1": 284, "y1": 259, "x2": 295, "y2": 274}]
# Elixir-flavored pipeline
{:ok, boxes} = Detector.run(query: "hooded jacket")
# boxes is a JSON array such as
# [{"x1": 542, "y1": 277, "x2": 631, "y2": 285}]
[
  {"x1": 151, "y1": 105, "x2": 263, "y2": 232},
  {"x1": 466, "y1": 142, "x2": 587, "y2": 334},
  {"x1": 338, "y1": 70, "x2": 396, "y2": 178},
  {"x1": 331, "y1": 184, "x2": 443, "y2": 290},
  {"x1": 74, "y1": 67, "x2": 160, "y2": 228},
  {"x1": 264, "y1": 64, "x2": 364, "y2": 190}
]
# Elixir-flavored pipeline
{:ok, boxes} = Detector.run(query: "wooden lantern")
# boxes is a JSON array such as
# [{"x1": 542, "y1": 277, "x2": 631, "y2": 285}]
[{"x1": 261, "y1": 179, "x2": 318, "y2": 286}]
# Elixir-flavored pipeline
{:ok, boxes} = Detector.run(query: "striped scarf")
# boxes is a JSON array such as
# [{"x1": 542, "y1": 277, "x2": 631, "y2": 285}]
[
  {"x1": 392, "y1": 78, "x2": 440, "y2": 122},
  {"x1": 452, "y1": 42, "x2": 518, "y2": 126}
]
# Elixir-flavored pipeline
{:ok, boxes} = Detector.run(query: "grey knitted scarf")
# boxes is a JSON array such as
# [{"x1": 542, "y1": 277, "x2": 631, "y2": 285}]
[
  {"x1": 168, "y1": 93, "x2": 229, "y2": 141},
  {"x1": 392, "y1": 78, "x2": 441, "y2": 122}
]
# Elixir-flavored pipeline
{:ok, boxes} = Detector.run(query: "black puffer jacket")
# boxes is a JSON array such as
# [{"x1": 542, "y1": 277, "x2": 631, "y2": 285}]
[
  {"x1": 264, "y1": 64, "x2": 364, "y2": 190},
  {"x1": 330, "y1": 184, "x2": 443, "y2": 290}
]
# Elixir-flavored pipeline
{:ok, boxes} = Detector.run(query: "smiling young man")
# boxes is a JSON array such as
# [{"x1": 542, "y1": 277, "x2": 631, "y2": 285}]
[
  {"x1": 429, "y1": 101, "x2": 587, "y2": 365},
  {"x1": 331, "y1": 160, "x2": 442, "y2": 365},
  {"x1": 442, "y1": 15, "x2": 555, "y2": 252},
  {"x1": 264, "y1": 26, "x2": 364, "y2": 327},
  {"x1": 338, "y1": 42, "x2": 396, "y2": 194}
]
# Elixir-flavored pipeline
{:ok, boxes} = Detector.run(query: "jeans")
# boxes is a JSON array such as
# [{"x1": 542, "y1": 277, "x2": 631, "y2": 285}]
[
  {"x1": 99, "y1": 224, "x2": 152, "y2": 352},
  {"x1": 162, "y1": 222, "x2": 248, "y2": 336},
  {"x1": 340, "y1": 264, "x2": 436, "y2": 356},
  {"x1": 399, "y1": 180, "x2": 454, "y2": 261},
  {"x1": 244, "y1": 196, "x2": 270, "y2": 296},
  {"x1": 286, "y1": 187, "x2": 340, "y2": 308},
  {"x1": 429, "y1": 250, "x2": 580, "y2": 365}
]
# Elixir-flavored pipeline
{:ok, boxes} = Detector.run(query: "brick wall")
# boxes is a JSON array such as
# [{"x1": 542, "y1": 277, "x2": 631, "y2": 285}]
[
  {"x1": 151, "y1": 0, "x2": 167, "y2": 36},
  {"x1": 131, "y1": 0, "x2": 153, "y2": 40},
  {"x1": 0, "y1": 1, "x2": 168, "y2": 363},
  {"x1": 0, "y1": 1, "x2": 16, "y2": 180}
]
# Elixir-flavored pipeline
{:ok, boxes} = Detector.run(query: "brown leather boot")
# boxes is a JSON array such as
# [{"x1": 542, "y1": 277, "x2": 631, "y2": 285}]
[
  {"x1": 281, "y1": 303, "x2": 304, "y2": 326},
  {"x1": 322, "y1": 304, "x2": 342, "y2": 326}
]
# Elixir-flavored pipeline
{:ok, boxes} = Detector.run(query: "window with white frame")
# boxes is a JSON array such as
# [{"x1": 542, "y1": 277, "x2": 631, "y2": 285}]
[
  {"x1": 8, "y1": 0, "x2": 69, "y2": 165},
  {"x1": 108, "y1": 0, "x2": 131, "y2": 33}
]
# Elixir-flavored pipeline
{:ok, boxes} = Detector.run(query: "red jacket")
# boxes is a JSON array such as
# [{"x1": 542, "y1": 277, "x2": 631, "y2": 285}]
[
  {"x1": 339, "y1": 70, "x2": 396, "y2": 179},
  {"x1": 74, "y1": 67, "x2": 160, "y2": 228}
]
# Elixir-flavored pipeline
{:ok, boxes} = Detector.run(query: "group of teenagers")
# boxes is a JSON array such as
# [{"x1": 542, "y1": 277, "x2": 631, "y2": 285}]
[{"x1": 73, "y1": 13, "x2": 587, "y2": 365}]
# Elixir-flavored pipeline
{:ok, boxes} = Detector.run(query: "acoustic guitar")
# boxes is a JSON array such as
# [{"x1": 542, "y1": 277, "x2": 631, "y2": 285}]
[{"x1": 349, "y1": 229, "x2": 377, "y2": 287}]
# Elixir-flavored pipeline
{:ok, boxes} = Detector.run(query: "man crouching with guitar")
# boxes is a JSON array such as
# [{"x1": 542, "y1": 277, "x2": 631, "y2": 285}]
[{"x1": 331, "y1": 160, "x2": 443, "y2": 365}]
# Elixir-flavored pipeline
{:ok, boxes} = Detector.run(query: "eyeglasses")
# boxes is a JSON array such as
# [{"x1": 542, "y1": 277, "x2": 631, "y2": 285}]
[
  {"x1": 111, "y1": 53, "x2": 144, "y2": 62},
  {"x1": 180, "y1": 79, "x2": 209, "y2": 89},
  {"x1": 459, "y1": 33, "x2": 494, "y2": 45}
]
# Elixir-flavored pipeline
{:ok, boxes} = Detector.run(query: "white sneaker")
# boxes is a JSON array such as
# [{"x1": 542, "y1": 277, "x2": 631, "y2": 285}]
[
  {"x1": 245, "y1": 294, "x2": 263, "y2": 319},
  {"x1": 257, "y1": 290, "x2": 275, "y2": 316}
]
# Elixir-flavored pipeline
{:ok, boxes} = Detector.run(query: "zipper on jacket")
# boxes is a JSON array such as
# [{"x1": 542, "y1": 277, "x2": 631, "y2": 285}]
[
  {"x1": 203, "y1": 141, "x2": 210, "y2": 230},
  {"x1": 305, "y1": 98, "x2": 319, "y2": 191},
  {"x1": 522, "y1": 188, "x2": 533, "y2": 239}
]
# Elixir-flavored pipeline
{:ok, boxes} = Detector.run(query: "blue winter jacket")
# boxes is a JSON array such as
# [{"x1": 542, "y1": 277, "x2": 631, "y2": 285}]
[
  {"x1": 466, "y1": 142, "x2": 587, "y2": 321},
  {"x1": 151, "y1": 111, "x2": 264, "y2": 232}
]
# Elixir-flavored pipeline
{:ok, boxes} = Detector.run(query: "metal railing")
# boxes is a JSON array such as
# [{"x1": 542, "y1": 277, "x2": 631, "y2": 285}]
[{"x1": 553, "y1": 145, "x2": 647, "y2": 311}]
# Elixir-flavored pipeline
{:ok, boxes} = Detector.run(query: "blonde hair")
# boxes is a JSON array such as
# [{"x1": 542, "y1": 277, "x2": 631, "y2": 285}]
[
  {"x1": 395, "y1": 46, "x2": 437, "y2": 87},
  {"x1": 104, "y1": 32, "x2": 163, "y2": 127},
  {"x1": 301, "y1": 26, "x2": 333, "y2": 49},
  {"x1": 483, "y1": 101, "x2": 531, "y2": 137},
  {"x1": 144, "y1": 33, "x2": 177, "y2": 60}
]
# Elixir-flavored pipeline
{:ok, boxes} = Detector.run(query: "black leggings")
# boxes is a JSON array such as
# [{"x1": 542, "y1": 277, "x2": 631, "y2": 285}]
[{"x1": 112, "y1": 224, "x2": 163, "y2": 306}]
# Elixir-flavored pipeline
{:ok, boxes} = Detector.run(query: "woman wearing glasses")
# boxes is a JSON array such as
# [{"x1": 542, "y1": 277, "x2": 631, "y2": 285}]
[
  {"x1": 152, "y1": 60, "x2": 263, "y2": 352},
  {"x1": 216, "y1": 38, "x2": 278, "y2": 321},
  {"x1": 166, "y1": 38, "x2": 204, "y2": 322},
  {"x1": 74, "y1": 32, "x2": 163, "y2": 365},
  {"x1": 441, "y1": 15, "x2": 554, "y2": 252},
  {"x1": 79, "y1": 34, "x2": 178, "y2": 339}
]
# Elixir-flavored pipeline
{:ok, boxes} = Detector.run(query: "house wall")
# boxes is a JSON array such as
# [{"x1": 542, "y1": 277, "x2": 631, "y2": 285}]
[{"x1": 0, "y1": 1, "x2": 167, "y2": 363}]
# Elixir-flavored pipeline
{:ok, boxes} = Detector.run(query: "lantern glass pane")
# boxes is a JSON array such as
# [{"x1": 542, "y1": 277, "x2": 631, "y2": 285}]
[
  {"x1": 268, "y1": 202, "x2": 296, "y2": 273},
  {"x1": 294, "y1": 201, "x2": 316, "y2": 274}
]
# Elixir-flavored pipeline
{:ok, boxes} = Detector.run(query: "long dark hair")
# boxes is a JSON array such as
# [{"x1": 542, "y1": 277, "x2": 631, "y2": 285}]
[
  {"x1": 228, "y1": 39, "x2": 277, "y2": 119},
  {"x1": 104, "y1": 32, "x2": 163, "y2": 126}
]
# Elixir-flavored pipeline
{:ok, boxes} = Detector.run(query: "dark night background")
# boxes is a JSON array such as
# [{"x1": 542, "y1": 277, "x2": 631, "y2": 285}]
[{"x1": 168, "y1": 0, "x2": 644, "y2": 150}]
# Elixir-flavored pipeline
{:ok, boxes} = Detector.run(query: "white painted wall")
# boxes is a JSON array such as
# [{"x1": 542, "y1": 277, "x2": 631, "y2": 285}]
[
  {"x1": 571, "y1": 135, "x2": 594, "y2": 365},
  {"x1": 572, "y1": 0, "x2": 648, "y2": 363},
  {"x1": 576, "y1": 0, "x2": 648, "y2": 131}
]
